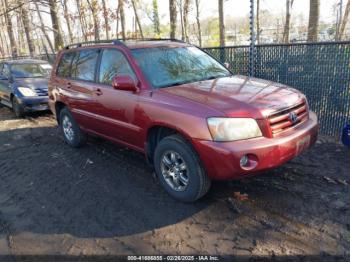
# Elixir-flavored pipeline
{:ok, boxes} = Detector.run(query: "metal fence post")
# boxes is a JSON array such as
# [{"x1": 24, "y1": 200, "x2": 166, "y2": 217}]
[{"x1": 249, "y1": 0, "x2": 255, "y2": 77}]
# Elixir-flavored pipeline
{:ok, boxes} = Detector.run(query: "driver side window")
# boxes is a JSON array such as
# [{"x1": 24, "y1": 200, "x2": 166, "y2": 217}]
[{"x1": 98, "y1": 49, "x2": 136, "y2": 85}]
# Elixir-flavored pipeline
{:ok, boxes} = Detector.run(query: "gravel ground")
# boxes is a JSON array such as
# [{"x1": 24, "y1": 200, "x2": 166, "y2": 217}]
[{"x1": 0, "y1": 105, "x2": 349, "y2": 261}]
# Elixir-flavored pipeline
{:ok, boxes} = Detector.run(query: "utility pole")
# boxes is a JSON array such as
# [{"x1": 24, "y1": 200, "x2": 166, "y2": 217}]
[{"x1": 249, "y1": 0, "x2": 255, "y2": 77}]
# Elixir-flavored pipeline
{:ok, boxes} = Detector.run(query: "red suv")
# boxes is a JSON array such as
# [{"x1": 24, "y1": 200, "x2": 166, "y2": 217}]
[{"x1": 48, "y1": 39, "x2": 318, "y2": 202}]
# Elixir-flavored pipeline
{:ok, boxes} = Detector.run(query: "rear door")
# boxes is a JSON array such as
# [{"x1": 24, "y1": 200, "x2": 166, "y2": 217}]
[{"x1": 66, "y1": 49, "x2": 101, "y2": 131}]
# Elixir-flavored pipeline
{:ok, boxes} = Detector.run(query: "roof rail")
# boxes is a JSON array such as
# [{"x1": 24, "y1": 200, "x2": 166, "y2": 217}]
[
  {"x1": 64, "y1": 39, "x2": 126, "y2": 49},
  {"x1": 64, "y1": 38, "x2": 186, "y2": 49}
]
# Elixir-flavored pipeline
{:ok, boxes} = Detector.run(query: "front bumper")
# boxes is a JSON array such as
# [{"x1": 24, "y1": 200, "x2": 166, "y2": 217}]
[
  {"x1": 18, "y1": 96, "x2": 49, "y2": 112},
  {"x1": 192, "y1": 112, "x2": 319, "y2": 180}
]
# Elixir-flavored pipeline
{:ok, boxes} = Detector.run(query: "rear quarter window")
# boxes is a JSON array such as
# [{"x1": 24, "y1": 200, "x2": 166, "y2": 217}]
[{"x1": 57, "y1": 52, "x2": 75, "y2": 78}]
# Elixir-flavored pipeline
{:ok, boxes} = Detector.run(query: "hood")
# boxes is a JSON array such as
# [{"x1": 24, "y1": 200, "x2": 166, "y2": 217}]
[
  {"x1": 160, "y1": 75, "x2": 305, "y2": 118},
  {"x1": 14, "y1": 78, "x2": 49, "y2": 95}
]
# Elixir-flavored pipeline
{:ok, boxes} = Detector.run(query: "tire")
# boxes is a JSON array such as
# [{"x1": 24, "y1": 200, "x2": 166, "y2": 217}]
[
  {"x1": 12, "y1": 97, "x2": 24, "y2": 118},
  {"x1": 59, "y1": 107, "x2": 87, "y2": 148},
  {"x1": 154, "y1": 134, "x2": 211, "y2": 202}
]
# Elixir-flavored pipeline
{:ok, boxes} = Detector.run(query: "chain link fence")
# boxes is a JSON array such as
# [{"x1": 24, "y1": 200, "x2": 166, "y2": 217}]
[{"x1": 205, "y1": 41, "x2": 350, "y2": 137}]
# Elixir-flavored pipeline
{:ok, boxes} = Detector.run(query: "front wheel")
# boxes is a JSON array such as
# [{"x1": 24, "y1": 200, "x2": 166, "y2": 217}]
[
  {"x1": 59, "y1": 107, "x2": 87, "y2": 148},
  {"x1": 12, "y1": 97, "x2": 24, "y2": 118},
  {"x1": 154, "y1": 135, "x2": 211, "y2": 202}
]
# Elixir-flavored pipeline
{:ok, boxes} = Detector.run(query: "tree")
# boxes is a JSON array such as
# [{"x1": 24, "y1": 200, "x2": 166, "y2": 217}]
[
  {"x1": 195, "y1": 0, "x2": 202, "y2": 46},
  {"x1": 339, "y1": 0, "x2": 350, "y2": 40},
  {"x1": 177, "y1": 0, "x2": 185, "y2": 40},
  {"x1": 119, "y1": 0, "x2": 126, "y2": 39},
  {"x1": 283, "y1": 0, "x2": 294, "y2": 43},
  {"x1": 131, "y1": 0, "x2": 144, "y2": 38},
  {"x1": 18, "y1": 0, "x2": 35, "y2": 56},
  {"x1": 169, "y1": 0, "x2": 177, "y2": 39},
  {"x1": 3, "y1": 0, "x2": 18, "y2": 57},
  {"x1": 218, "y1": 0, "x2": 225, "y2": 46},
  {"x1": 87, "y1": 0, "x2": 100, "y2": 40},
  {"x1": 307, "y1": 0, "x2": 320, "y2": 42},
  {"x1": 101, "y1": 0, "x2": 110, "y2": 39},
  {"x1": 48, "y1": 0, "x2": 64, "y2": 49},
  {"x1": 183, "y1": 0, "x2": 190, "y2": 42},
  {"x1": 75, "y1": 0, "x2": 88, "y2": 41},
  {"x1": 34, "y1": 1, "x2": 55, "y2": 54},
  {"x1": 152, "y1": 0, "x2": 161, "y2": 36},
  {"x1": 61, "y1": 0, "x2": 74, "y2": 43}
]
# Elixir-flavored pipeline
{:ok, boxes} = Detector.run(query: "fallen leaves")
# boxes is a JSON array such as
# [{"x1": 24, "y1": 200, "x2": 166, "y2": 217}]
[{"x1": 233, "y1": 191, "x2": 249, "y2": 201}]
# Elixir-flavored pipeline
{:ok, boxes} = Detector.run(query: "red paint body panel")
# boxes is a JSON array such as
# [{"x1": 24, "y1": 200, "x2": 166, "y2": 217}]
[{"x1": 49, "y1": 43, "x2": 319, "y2": 181}]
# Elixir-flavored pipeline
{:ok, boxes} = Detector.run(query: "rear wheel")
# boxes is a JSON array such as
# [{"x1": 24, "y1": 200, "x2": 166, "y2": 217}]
[
  {"x1": 59, "y1": 107, "x2": 87, "y2": 147},
  {"x1": 154, "y1": 135, "x2": 211, "y2": 202},
  {"x1": 12, "y1": 97, "x2": 24, "y2": 118}
]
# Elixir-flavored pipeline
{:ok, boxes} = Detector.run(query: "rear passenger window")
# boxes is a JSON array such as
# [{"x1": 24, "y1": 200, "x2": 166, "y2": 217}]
[
  {"x1": 71, "y1": 49, "x2": 99, "y2": 81},
  {"x1": 57, "y1": 52, "x2": 75, "y2": 77},
  {"x1": 99, "y1": 49, "x2": 136, "y2": 85}
]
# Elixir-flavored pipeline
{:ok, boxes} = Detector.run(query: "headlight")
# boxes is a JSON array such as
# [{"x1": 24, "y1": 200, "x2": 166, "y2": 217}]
[
  {"x1": 18, "y1": 87, "x2": 37, "y2": 97},
  {"x1": 207, "y1": 118, "x2": 262, "y2": 141}
]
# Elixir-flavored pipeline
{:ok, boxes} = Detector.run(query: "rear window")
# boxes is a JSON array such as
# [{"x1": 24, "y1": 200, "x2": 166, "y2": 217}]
[
  {"x1": 71, "y1": 49, "x2": 99, "y2": 81},
  {"x1": 57, "y1": 52, "x2": 75, "y2": 77}
]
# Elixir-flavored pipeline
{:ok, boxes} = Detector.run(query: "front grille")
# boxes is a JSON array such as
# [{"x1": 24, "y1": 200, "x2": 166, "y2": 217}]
[
  {"x1": 268, "y1": 101, "x2": 309, "y2": 135},
  {"x1": 34, "y1": 89, "x2": 48, "y2": 96}
]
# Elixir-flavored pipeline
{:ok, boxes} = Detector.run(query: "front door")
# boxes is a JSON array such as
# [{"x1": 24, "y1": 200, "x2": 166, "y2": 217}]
[{"x1": 91, "y1": 48, "x2": 143, "y2": 149}]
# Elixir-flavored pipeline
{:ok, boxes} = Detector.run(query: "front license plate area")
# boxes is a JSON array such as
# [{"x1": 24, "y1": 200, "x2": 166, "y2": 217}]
[{"x1": 296, "y1": 135, "x2": 310, "y2": 155}]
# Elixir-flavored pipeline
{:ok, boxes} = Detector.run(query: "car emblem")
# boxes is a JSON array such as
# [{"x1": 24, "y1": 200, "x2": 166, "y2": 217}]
[{"x1": 289, "y1": 112, "x2": 298, "y2": 124}]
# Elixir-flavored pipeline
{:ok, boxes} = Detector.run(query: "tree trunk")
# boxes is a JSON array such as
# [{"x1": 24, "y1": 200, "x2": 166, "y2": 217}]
[
  {"x1": 339, "y1": 0, "x2": 350, "y2": 40},
  {"x1": 87, "y1": 0, "x2": 100, "y2": 41},
  {"x1": 34, "y1": 1, "x2": 55, "y2": 54},
  {"x1": 152, "y1": 0, "x2": 161, "y2": 36},
  {"x1": 307, "y1": 0, "x2": 320, "y2": 42},
  {"x1": 131, "y1": 0, "x2": 143, "y2": 38},
  {"x1": 178, "y1": 0, "x2": 184, "y2": 40},
  {"x1": 256, "y1": 0, "x2": 260, "y2": 44},
  {"x1": 218, "y1": 0, "x2": 225, "y2": 46},
  {"x1": 75, "y1": 0, "x2": 88, "y2": 41},
  {"x1": 195, "y1": 0, "x2": 202, "y2": 46},
  {"x1": 119, "y1": 0, "x2": 126, "y2": 40},
  {"x1": 101, "y1": 0, "x2": 110, "y2": 39},
  {"x1": 62, "y1": 0, "x2": 74, "y2": 43},
  {"x1": 169, "y1": 0, "x2": 177, "y2": 39},
  {"x1": 3, "y1": 0, "x2": 18, "y2": 57},
  {"x1": 183, "y1": 0, "x2": 190, "y2": 42},
  {"x1": 18, "y1": 0, "x2": 34, "y2": 56},
  {"x1": 116, "y1": 4, "x2": 120, "y2": 38},
  {"x1": 283, "y1": 0, "x2": 294, "y2": 43},
  {"x1": 48, "y1": 0, "x2": 64, "y2": 50}
]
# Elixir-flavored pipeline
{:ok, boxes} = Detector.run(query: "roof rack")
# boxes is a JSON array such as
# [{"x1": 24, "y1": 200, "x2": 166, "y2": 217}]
[{"x1": 64, "y1": 38, "x2": 186, "y2": 49}]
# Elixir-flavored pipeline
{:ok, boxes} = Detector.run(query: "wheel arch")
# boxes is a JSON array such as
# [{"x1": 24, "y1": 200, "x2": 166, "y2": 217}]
[
  {"x1": 146, "y1": 123, "x2": 196, "y2": 165},
  {"x1": 55, "y1": 101, "x2": 67, "y2": 124}
]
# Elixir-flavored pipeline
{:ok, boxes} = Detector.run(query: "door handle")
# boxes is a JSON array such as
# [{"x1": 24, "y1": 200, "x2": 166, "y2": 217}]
[{"x1": 94, "y1": 88, "x2": 103, "y2": 96}]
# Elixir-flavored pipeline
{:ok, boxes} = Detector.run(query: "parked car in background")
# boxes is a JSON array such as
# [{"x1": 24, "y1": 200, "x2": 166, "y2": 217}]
[
  {"x1": 0, "y1": 59, "x2": 52, "y2": 117},
  {"x1": 48, "y1": 39, "x2": 319, "y2": 202}
]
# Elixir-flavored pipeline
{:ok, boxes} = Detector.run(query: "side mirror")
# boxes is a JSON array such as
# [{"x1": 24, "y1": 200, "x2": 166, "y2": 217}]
[
  {"x1": 224, "y1": 62, "x2": 230, "y2": 69},
  {"x1": 112, "y1": 75, "x2": 138, "y2": 92}
]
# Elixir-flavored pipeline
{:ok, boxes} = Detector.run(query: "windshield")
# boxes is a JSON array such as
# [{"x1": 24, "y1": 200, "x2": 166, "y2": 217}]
[
  {"x1": 131, "y1": 46, "x2": 231, "y2": 88},
  {"x1": 10, "y1": 63, "x2": 52, "y2": 78}
]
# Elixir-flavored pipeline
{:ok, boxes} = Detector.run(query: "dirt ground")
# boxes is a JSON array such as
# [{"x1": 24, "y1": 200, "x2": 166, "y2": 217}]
[{"x1": 0, "y1": 105, "x2": 349, "y2": 261}]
